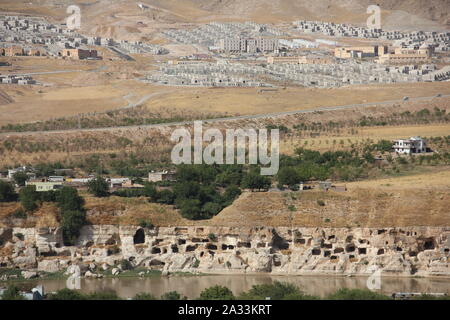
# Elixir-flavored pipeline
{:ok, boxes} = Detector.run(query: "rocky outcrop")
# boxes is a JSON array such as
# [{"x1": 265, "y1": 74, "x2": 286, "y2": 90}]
[{"x1": 1, "y1": 225, "x2": 449, "y2": 278}]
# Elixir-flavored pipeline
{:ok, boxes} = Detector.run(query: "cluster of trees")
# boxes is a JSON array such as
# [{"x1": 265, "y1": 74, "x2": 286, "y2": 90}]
[
  {"x1": 145, "y1": 165, "x2": 245, "y2": 220},
  {"x1": 0, "y1": 180, "x2": 17, "y2": 202},
  {"x1": 276, "y1": 147, "x2": 369, "y2": 187},
  {"x1": 4, "y1": 183, "x2": 87, "y2": 246}
]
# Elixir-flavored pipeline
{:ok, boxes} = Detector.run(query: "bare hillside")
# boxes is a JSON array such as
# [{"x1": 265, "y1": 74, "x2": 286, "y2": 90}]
[{"x1": 0, "y1": 0, "x2": 448, "y2": 40}]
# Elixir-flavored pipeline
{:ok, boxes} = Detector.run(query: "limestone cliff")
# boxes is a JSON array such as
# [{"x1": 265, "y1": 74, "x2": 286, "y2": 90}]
[{"x1": 1, "y1": 225, "x2": 449, "y2": 277}]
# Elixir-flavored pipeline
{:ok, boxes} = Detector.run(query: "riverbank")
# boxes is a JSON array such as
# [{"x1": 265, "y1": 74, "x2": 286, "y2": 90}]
[{"x1": 3, "y1": 273, "x2": 450, "y2": 299}]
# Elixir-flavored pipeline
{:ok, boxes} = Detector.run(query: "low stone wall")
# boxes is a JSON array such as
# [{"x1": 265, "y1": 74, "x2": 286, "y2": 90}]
[{"x1": 1, "y1": 225, "x2": 449, "y2": 277}]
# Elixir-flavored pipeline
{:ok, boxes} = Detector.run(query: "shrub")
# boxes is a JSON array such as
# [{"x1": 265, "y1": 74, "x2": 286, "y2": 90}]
[
  {"x1": 156, "y1": 189, "x2": 175, "y2": 204},
  {"x1": 56, "y1": 187, "x2": 84, "y2": 212},
  {"x1": 87, "y1": 176, "x2": 110, "y2": 197},
  {"x1": 241, "y1": 172, "x2": 271, "y2": 191},
  {"x1": 61, "y1": 210, "x2": 87, "y2": 246},
  {"x1": 47, "y1": 288, "x2": 86, "y2": 300},
  {"x1": 178, "y1": 199, "x2": 204, "y2": 220},
  {"x1": 0, "y1": 180, "x2": 17, "y2": 202},
  {"x1": 277, "y1": 167, "x2": 301, "y2": 189},
  {"x1": 87, "y1": 291, "x2": 120, "y2": 300},
  {"x1": 208, "y1": 233, "x2": 217, "y2": 241},
  {"x1": 199, "y1": 285, "x2": 235, "y2": 300},
  {"x1": 11, "y1": 208, "x2": 27, "y2": 219},
  {"x1": 326, "y1": 288, "x2": 390, "y2": 300},
  {"x1": 192, "y1": 258, "x2": 200, "y2": 268},
  {"x1": 133, "y1": 293, "x2": 157, "y2": 300},
  {"x1": 223, "y1": 185, "x2": 241, "y2": 203},
  {"x1": 19, "y1": 185, "x2": 39, "y2": 212},
  {"x1": 14, "y1": 233, "x2": 24, "y2": 241},
  {"x1": 120, "y1": 259, "x2": 133, "y2": 271},
  {"x1": 317, "y1": 200, "x2": 326, "y2": 206},
  {"x1": 12, "y1": 171, "x2": 28, "y2": 187},
  {"x1": 161, "y1": 291, "x2": 185, "y2": 300},
  {"x1": 238, "y1": 281, "x2": 314, "y2": 300},
  {"x1": 202, "y1": 202, "x2": 222, "y2": 216},
  {"x1": 138, "y1": 219, "x2": 154, "y2": 229},
  {"x1": 1, "y1": 285, "x2": 25, "y2": 300}
]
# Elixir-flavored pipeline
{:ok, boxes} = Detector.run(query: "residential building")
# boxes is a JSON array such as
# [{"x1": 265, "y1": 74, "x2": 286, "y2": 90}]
[
  {"x1": 60, "y1": 48, "x2": 98, "y2": 59},
  {"x1": 26, "y1": 181, "x2": 63, "y2": 192},
  {"x1": 148, "y1": 171, "x2": 176, "y2": 183},
  {"x1": 393, "y1": 136, "x2": 427, "y2": 154}
]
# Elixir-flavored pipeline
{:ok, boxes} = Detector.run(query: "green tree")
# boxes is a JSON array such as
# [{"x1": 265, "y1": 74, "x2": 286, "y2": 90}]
[
  {"x1": 199, "y1": 285, "x2": 235, "y2": 300},
  {"x1": 133, "y1": 293, "x2": 157, "y2": 300},
  {"x1": 1, "y1": 285, "x2": 24, "y2": 300},
  {"x1": 61, "y1": 210, "x2": 86, "y2": 246},
  {"x1": 202, "y1": 202, "x2": 222, "y2": 216},
  {"x1": 19, "y1": 185, "x2": 39, "y2": 212},
  {"x1": 56, "y1": 187, "x2": 84, "y2": 212},
  {"x1": 161, "y1": 291, "x2": 185, "y2": 300},
  {"x1": 156, "y1": 189, "x2": 175, "y2": 204},
  {"x1": 12, "y1": 171, "x2": 28, "y2": 187},
  {"x1": 277, "y1": 167, "x2": 301, "y2": 189},
  {"x1": 87, "y1": 291, "x2": 120, "y2": 300},
  {"x1": 326, "y1": 288, "x2": 390, "y2": 300},
  {"x1": 143, "y1": 182, "x2": 158, "y2": 200},
  {"x1": 87, "y1": 176, "x2": 110, "y2": 197},
  {"x1": 238, "y1": 281, "x2": 315, "y2": 300},
  {"x1": 223, "y1": 185, "x2": 241, "y2": 204},
  {"x1": 178, "y1": 199, "x2": 203, "y2": 220},
  {"x1": 0, "y1": 180, "x2": 17, "y2": 202},
  {"x1": 241, "y1": 172, "x2": 271, "y2": 191},
  {"x1": 47, "y1": 288, "x2": 86, "y2": 300}
]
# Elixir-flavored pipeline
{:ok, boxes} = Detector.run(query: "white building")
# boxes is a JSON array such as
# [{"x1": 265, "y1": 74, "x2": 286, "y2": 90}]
[{"x1": 393, "y1": 136, "x2": 427, "y2": 154}]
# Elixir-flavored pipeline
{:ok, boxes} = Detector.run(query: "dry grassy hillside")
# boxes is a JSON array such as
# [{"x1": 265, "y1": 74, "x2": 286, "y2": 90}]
[
  {"x1": 210, "y1": 169, "x2": 450, "y2": 228},
  {"x1": 2, "y1": 169, "x2": 448, "y2": 229},
  {"x1": 0, "y1": 0, "x2": 448, "y2": 40}
]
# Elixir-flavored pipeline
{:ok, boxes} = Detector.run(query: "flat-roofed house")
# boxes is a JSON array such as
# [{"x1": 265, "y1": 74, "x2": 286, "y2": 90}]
[
  {"x1": 148, "y1": 171, "x2": 176, "y2": 183},
  {"x1": 26, "y1": 181, "x2": 63, "y2": 192},
  {"x1": 393, "y1": 136, "x2": 427, "y2": 154}
]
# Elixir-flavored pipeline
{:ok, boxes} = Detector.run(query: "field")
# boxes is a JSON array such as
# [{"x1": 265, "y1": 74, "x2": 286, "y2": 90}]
[
  {"x1": 142, "y1": 82, "x2": 450, "y2": 117},
  {"x1": 280, "y1": 123, "x2": 450, "y2": 154}
]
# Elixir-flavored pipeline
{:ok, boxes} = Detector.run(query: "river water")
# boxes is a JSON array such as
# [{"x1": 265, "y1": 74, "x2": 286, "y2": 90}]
[{"x1": 17, "y1": 275, "x2": 450, "y2": 299}]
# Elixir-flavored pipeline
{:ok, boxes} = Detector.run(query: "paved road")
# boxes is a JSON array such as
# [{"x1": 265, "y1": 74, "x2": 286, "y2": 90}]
[{"x1": 1, "y1": 93, "x2": 448, "y2": 137}]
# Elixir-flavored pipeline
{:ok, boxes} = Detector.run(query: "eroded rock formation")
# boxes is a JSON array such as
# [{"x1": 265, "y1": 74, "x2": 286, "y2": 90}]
[{"x1": 1, "y1": 225, "x2": 449, "y2": 277}]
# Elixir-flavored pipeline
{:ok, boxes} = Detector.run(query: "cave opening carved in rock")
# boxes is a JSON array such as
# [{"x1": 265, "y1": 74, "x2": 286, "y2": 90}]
[{"x1": 133, "y1": 228, "x2": 145, "y2": 245}]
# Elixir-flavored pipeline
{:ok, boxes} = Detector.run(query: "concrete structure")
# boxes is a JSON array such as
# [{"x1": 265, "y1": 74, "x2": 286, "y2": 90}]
[
  {"x1": 60, "y1": 48, "x2": 98, "y2": 59},
  {"x1": 26, "y1": 181, "x2": 63, "y2": 192},
  {"x1": 148, "y1": 171, "x2": 176, "y2": 183},
  {"x1": 335, "y1": 46, "x2": 387, "y2": 59},
  {"x1": 393, "y1": 137, "x2": 427, "y2": 154},
  {"x1": 268, "y1": 56, "x2": 332, "y2": 64},
  {"x1": 378, "y1": 46, "x2": 432, "y2": 64}
]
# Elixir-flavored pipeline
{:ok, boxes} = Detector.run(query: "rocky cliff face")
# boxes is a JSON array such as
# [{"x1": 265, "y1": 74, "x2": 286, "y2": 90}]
[{"x1": 1, "y1": 225, "x2": 449, "y2": 277}]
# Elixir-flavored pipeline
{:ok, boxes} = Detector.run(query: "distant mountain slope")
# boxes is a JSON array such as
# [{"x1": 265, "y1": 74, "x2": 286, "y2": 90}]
[{"x1": 0, "y1": 0, "x2": 448, "y2": 38}]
